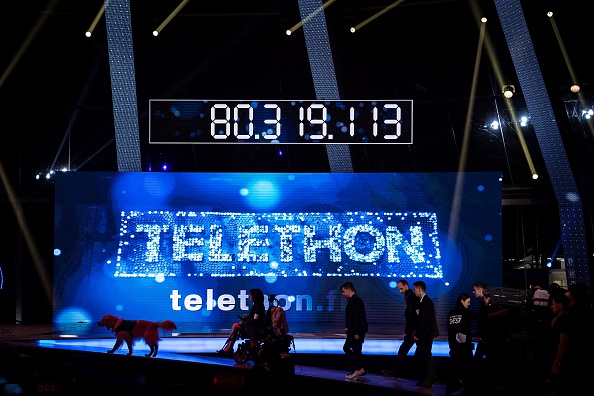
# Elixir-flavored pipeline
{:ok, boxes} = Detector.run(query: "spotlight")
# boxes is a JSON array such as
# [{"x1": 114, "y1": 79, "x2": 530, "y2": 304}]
[
  {"x1": 570, "y1": 84, "x2": 580, "y2": 93},
  {"x1": 86, "y1": 3, "x2": 105, "y2": 38},
  {"x1": 152, "y1": 0, "x2": 190, "y2": 36},
  {"x1": 502, "y1": 85, "x2": 515, "y2": 99}
]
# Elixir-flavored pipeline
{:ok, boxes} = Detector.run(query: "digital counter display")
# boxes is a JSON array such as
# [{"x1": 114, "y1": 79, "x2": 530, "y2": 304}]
[{"x1": 149, "y1": 100, "x2": 413, "y2": 144}]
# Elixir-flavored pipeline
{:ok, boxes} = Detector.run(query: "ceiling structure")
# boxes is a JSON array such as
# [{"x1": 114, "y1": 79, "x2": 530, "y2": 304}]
[{"x1": 1, "y1": 0, "x2": 593, "y2": 278}]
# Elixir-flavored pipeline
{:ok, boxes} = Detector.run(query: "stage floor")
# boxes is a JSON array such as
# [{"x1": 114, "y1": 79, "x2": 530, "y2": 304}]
[{"x1": 0, "y1": 323, "x2": 553, "y2": 395}]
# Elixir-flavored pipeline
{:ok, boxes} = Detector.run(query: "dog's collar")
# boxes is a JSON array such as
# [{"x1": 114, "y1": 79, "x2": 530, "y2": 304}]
[{"x1": 113, "y1": 318, "x2": 124, "y2": 332}]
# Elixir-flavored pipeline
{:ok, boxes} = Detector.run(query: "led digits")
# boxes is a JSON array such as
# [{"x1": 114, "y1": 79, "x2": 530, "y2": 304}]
[
  {"x1": 383, "y1": 104, "x2": 402, "y2": 140},
  {"x1": 150, "y1": 99, "x2": 413, "y2": 144},
  {"x1": 234, "y1": 103, "x2": 253, "y2": 140},
  {"x1": 373, "y1": 104, "x2": 402, "y2": 139},
  {"x1": 263, "y1": 104, "x2": 281, "y2": 140},
  {"x1": 299, "y1": 103, "x2": 327, "y2": 139},
  {"x1": 349, "y1": 106, "x2": 356, "y2": 136},
  {"x1": 211, "y1": 104, "x2": 231, "y2": 139}
]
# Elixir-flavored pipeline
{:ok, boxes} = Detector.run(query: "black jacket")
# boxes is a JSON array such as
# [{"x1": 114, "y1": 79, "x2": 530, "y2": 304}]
[
  {"x1": 447, "y1": 306, "x2": 478, "y2": 349},
  {"x1": 415, "y1": 294, "x2": 439, "y2": 340},
  {"x1": 404, "y1": 289, "x2": 420, "y2": 335},
  {"x1": 345, "y1": 293, "x2": 368, "y2": 338}
]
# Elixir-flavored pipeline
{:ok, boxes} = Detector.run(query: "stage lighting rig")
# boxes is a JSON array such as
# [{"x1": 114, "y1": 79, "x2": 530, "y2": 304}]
[{"x1": 502, "y1": 85, "x2": 515, "y2": 99}]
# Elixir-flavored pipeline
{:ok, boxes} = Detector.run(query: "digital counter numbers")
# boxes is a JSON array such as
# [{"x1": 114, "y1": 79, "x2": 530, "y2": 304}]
[{"x1": 149, "y1": 100, "x2": 413, "y2": 144}]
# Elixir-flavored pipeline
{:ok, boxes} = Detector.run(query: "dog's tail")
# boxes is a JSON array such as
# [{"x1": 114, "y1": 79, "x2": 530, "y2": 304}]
[{"x1": 158, "y1": 320, "x2": 177, "y2": 333}]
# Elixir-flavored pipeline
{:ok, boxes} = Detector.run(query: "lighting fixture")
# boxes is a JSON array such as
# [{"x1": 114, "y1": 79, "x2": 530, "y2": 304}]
[
  {"x1": 153, "y1": 0, "x2": 190, "y2": 37},
  {"x1": 502, "y1": 85, "x2": 515, "y2": 99}
]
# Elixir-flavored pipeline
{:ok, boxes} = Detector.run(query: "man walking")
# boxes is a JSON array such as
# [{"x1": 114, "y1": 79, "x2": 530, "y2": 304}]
[
  {"x1": 472, "y1": 281, "x2": 489, "y2": 364},
  {"x1": 413, "y1": 280, "x2": 439, "y2": 388},
  {"x1": 340, "y1": 281, "x2": 368, "y2": 381},
  {"x1": 382, "y1": 279, "x2": 420, "y2": 378}
]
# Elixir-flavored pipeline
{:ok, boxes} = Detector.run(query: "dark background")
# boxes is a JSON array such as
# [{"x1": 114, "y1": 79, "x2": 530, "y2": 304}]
[{"x1": 1, "y1": 0, "x2": 592, "y2": 324}]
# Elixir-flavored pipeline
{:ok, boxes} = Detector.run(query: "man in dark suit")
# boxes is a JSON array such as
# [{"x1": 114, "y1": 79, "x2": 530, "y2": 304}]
[
  {"x1": 412, "y1": 280, "x2": 439, "y2": 388},
  {"x1": 340, "y1": 281, "x2": 369, "y2": 381},
  {"x1": 382, "y1": 279, "x2": 420, "y2": 378}
]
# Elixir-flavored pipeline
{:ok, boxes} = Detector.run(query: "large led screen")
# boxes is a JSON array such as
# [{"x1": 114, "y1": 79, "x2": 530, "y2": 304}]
[{"x1": 54, "y1": 172, "x2": 501, "y2": 336}]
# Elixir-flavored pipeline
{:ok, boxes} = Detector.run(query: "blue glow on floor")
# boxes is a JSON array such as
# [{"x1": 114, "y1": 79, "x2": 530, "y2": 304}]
[{"x1": 36, "y1": 338, "x2": 469, "y2": 357}]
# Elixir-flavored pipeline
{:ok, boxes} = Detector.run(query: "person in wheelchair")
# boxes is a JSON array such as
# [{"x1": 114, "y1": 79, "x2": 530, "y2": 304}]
[
  {"x1": 265, "y1": 294, "x2": 290, "y2": 336},
  {"x1": 247, "y1": 295, "x2": 295, "y2": 389},
  {"x1": 252, "y1": 294, "x2": 293, "y2": 362},
  {"x1": 217, "y1": 288, "x2": 266, "y2": 357},
  {"x1": 234, "y1": 293, "x2": 295, "y2": 365}
]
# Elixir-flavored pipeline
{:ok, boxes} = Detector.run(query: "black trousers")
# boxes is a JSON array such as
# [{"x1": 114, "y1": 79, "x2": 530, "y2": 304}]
[
  {"x1": 446, "y1": 344, "x2": 474, "y2": 395},
  {"x1": 391, "y1": 334, "x2": 415, "y2": 376},
  {"x1": 343, "y1": 336, "x2": 365, "y2": 372},
  {"x1": 414, "y1": 338, "x2": 434, "y2": 384}
]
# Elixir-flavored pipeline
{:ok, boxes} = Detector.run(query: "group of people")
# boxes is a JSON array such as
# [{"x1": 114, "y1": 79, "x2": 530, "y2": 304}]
[
  {"x1": 445, "y1": 282, "x2": 511, "y2": 395},
  {"x1": 217, "y1": 288, "x2": 290, "y2": 357},
  {"x1": 526, "y1": 281, "x2": 592, "y2": 396},
  {"x1": 217, "y1": 288, "x2": 294, "y2": 393},
  {"x1": 383, "y1": 279, "x2": 591, "y2": 396},
  {"x1": 341, "y1": 279, "x2": 438, "y2": 387},
  {"x1": 215, "y1": 280, "x2": 592, "y2": 395},
  {"x1": 376, "y1": 280, "x2": 516, "y2": 393},
  {"x1": 369, "y1": 279, "x2": 439, "y2": 387}
]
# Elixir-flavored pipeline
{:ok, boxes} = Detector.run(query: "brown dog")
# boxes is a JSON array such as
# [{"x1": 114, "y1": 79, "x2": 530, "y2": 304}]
[{"x1": 97, "y1": 314, "x2": 177, "y2": 357}]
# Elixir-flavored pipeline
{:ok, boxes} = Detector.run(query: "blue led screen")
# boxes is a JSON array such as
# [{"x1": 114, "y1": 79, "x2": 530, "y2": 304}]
[{"x1": 53, "y1": 172, "x2": 501, "y2": 335}]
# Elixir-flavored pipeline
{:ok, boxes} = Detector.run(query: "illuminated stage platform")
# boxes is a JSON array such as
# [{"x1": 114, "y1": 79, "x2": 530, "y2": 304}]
[
  {"x1": 1, "y1": 334, "x2": 450, "y2": 396},
  {"x1": 37, "y1": 335, "x2": 454, "y2": 357},
  {"x1": 2, "y1": 321, "x2": 455, "y2": 356},
  {"x1": 0, "y1": 325, "x2": 552, "y2": 396}
]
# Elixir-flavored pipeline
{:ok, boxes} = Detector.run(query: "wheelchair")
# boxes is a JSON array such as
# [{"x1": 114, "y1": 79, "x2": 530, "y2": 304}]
[
  {"x1": 232, "y1": 326, "x2": 267, "y2": 364},
  {"x1": 233, "y1": 326, "x2": 294, "y2": 365}
]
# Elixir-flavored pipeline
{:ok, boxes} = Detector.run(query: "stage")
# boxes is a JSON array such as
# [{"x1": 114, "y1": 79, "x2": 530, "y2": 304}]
[{"x1": 0, "y1": 324, "x2": 552, "y2": 395}]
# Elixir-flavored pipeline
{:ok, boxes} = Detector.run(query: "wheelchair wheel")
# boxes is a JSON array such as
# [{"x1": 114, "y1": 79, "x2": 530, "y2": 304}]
[{"x1": 233, "y1": 348, "x2": 248, "y2": 364}]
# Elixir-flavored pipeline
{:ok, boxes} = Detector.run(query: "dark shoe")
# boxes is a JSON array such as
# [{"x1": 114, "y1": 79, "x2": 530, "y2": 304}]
[
  {"x1": 381, "y1": 369, "x2": 396, "y2": 378},
  {"x1": 416, "y1": 382, "x2": 432, "y2": 388}
]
